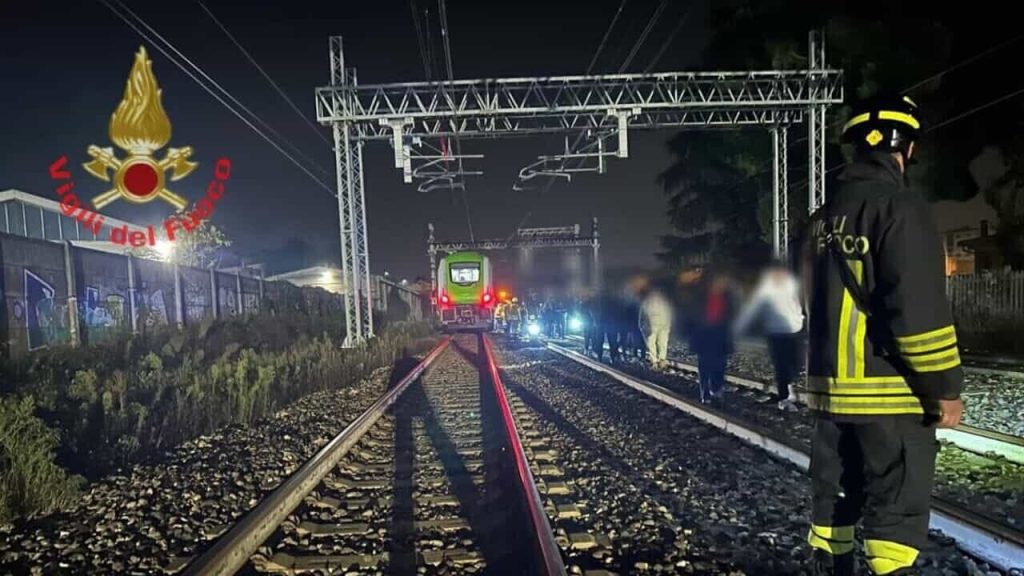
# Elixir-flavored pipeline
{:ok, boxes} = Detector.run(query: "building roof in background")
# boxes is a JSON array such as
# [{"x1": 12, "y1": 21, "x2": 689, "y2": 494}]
[
  {"x1": 0, "y1": 189, "x2": 146, "y2": 233},
  {"x1": 266, "y1": 266, "x2": 346, "y2": 294}
]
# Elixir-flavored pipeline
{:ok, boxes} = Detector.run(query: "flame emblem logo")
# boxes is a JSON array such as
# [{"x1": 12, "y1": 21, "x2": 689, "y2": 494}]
[{"x1": 83, "y1": 46, "x2": 195, "y2": 210}]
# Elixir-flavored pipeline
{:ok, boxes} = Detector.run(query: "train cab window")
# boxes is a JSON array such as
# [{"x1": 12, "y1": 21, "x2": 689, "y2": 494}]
[{"x1": 450, "y1": 263, "x2": 480, "y2": 284}]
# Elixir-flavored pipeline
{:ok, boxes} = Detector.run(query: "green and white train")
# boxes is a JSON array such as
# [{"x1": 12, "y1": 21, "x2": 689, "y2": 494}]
[{"x1": 436, "y1": 251, "x2": 495, "y2": 331}]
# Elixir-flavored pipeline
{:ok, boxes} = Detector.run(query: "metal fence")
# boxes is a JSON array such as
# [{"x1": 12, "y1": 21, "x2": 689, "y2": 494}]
[
  {"x1": 0, "y1": 233, "x2": 426, "y2": 358},
  {"x1": 947, "y1": 271, "x2": 1024, "y2": 334}
]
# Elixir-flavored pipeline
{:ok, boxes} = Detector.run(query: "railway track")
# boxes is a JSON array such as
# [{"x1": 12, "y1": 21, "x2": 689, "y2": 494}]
[
  {"x1": 546, "y1": 341, "x2": 1024, "y2": 573},
  {"x1": 183, "y1": 334, "x2": 564, "y2": 576},
  {"x1": 564, "y1": 334, "x2": 1024, "y2": 464},
  {"x1": 740, "y1": 338, "x2": 1024, "y2": 378},
  {"x1": 661, "y1": 356, "x2": 1024, "y2": 466}
]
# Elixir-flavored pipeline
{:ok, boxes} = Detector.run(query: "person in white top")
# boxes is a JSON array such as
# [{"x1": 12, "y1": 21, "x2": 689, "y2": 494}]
[
  {"x1": 639, "y1": 283, "x2": 675, "y2": 370},
  {"x1": 733, "y1": 261, "x2": 805, "y2": 411}
]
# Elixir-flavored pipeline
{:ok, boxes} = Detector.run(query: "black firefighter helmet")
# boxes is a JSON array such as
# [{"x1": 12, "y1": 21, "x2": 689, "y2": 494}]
[{"x1": 841, "y1": 94, "x2": 921, "y2": 159}]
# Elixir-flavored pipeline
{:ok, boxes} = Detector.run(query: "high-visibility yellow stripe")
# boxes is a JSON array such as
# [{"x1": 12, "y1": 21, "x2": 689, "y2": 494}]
[
  {"x1": 864, "y1": 539, "x2": 919, "y2": 574},
  {"x1": 852, "y1": 261, "x2": 866, "y2": 378},
  {"x1": 808, "y1": 525, "x2": 855, "y2": 555},
  {"x1": 877, "y1": 110, "x2": 920, "y2": 129},
  {"x1": 808, "y1": 376, "x2": 907, "y2": 385},
  {"x1": 905, "y1": 347, "x2": 959, "y2": 364},
  {"x1": 842, "y1": 110, "x2": 920, "y2": 133},
  {"x1": 842, "y1": 113, "x2": 871, "y2": 132},
  {"x1": 899, "y1": 333, "x2": 957, "y2": 354},
  {"x1": 895, "y1": 325, "x2": 955, "y2": 345},
  {"x1": 824, "y1": 395, "x2": 922, "y2": 405},
  {"x1": 809, "y1": 404, "x2": 926, "y2": 416},
  {"x1": 810, "y1": 388, "x2": 916, "y2": 395},
  {"x1": 913, "y1": 357, "x2": 962, "y2": 373},
  {"x1": 837, "y1": 273, "x2": 855, "y2": 379},
  {"x1": 904, "y1": 348, "x2": 961, "y2": 372}
]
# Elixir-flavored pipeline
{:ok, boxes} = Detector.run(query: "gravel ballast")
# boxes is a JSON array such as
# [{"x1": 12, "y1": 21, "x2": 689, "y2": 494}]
[
  {"x1": 0, "y1": 366, "x2": 402, "y2": 575},
  {"x1": 495, "y1": 340, "x2": 998, "y2": 575}
]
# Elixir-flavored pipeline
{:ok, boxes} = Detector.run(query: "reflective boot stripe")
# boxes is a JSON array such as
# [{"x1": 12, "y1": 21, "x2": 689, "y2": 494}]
[
  {"x1": 808, "y1": 524, "x2": 855, "y2": 555},
  {"x1": 864, "y1": 539, "x2": 918, "y2": 574}
]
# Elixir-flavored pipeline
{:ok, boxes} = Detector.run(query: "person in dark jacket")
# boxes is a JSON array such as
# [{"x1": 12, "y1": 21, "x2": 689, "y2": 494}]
[
  {"x1": 803, "y1": 95, "x2": 964, "y2": 576},
  {"x1": 692, "y1": 273, "x2": 734, "y2": 403}
]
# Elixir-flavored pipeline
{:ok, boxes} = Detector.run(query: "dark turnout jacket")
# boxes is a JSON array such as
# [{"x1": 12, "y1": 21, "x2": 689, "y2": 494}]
[{"x1": 804, "y1": 152, "x2": 963, "y2": 420}]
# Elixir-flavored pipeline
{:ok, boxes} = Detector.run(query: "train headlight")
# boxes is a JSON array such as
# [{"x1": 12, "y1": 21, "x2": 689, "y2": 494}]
[
  {"x1": 527, "y1": 322, "x2": 541, "y2": 337},
  {"x1": 568, "y1": 315, "x2": 584, "y2": 332}
]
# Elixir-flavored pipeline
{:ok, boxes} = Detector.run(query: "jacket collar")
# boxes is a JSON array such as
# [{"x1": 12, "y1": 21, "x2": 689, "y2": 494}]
[{"x1": 838, "y1": 151, "x2": 904, "y2": 188}]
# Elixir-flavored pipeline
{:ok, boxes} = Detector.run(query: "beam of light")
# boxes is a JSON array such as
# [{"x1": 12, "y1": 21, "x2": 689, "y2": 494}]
[{"x1": 154, "y1": 240, "x2": 175, "y2": 261}]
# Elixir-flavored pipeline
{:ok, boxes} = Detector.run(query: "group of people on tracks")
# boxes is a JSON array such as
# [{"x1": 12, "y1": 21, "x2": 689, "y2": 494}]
[{"x1": 564, "y1": 95, "x2": 968, "y2": 576}]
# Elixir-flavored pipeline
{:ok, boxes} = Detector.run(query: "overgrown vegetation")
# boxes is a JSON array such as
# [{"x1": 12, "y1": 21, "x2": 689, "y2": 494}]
[
  {"x1": 0, "y1": 397, "x2": 83, "y2": 525},
  {"x1": 0, "y1": 313, "x2": 434, "y2": 523}
]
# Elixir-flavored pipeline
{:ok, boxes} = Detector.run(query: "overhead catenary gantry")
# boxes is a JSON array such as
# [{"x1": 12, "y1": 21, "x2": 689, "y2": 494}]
[{"x1": 317, "y1": 33, "x2": 842, "y2": 346}]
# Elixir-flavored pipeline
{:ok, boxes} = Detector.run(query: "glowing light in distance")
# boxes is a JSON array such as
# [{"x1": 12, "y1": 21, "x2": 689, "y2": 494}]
[
  {"x1": 527, "y1": 322, "x2": 541, "y2": 336},
  {"x1": 568, "y1": 315, "x2": 584, "y2": 332},
  {"x1": 154, "y1": 240, "x2": 175, "y2": 261}
]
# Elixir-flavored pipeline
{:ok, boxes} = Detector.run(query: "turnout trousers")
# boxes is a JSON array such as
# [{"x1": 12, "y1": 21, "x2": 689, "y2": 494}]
[{"x1": 808, "y1": 415, "x2": 938, "y2": 574}]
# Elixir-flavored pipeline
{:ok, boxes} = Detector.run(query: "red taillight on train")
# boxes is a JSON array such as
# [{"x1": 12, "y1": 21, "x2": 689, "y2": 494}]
[
  {"x1": 440, "y1": 293, "x2": 450, "y2": 306},
  {"x1": 482, "y1": 292, "x2": 493, "y2": 305}
]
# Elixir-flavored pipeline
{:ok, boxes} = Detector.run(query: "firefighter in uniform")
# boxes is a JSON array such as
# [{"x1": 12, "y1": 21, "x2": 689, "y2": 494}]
[{"x1": 803, "y1": 95, "x2": 965, "y2": 575}]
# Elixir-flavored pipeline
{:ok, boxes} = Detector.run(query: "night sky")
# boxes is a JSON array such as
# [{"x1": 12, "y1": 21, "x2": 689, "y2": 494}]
[{"x1": 1, "y1": 0, "x2": 711, "y2": 282}]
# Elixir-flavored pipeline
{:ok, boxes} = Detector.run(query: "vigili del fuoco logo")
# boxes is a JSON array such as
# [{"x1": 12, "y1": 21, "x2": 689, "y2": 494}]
[{"x1": 48, "y1": 46, "x2": 231, "y2": 248}]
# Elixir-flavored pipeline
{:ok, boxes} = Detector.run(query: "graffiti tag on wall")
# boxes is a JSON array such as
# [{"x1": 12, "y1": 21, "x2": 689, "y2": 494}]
[{"x1": 24, "y1": 270, "x2": 69, "y2": 350}]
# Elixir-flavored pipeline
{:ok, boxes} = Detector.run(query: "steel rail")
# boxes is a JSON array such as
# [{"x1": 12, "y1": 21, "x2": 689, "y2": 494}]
[
  {"x1": 562, "y1": 335, "x2": 1023, "y2": 463},
  {"x1": 482, "y1": 334, "x2": 568, "y2": 576},
  {"x1": 546, "y1": 342, "x2": 1024, "y2": 572},
  {"x1": 659, "y1": 356, "x2": 1024, "y2": 465},
  {"x1": 182, "y1": 337, "x2": 452, "y2": 576},
  {"x1": 735, "y1": 338, "x2": 1024, "y2": 378}
]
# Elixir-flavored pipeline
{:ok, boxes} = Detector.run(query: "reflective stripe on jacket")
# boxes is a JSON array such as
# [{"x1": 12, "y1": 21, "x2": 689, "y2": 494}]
[{"x1": 804, "y1": 152, "x2": 963, "y2": 420}]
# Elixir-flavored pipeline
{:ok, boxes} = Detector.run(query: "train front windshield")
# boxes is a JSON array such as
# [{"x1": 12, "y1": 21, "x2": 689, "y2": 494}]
[{"x1": 450, "y1": 263, "x2": 480, "y2": 284}]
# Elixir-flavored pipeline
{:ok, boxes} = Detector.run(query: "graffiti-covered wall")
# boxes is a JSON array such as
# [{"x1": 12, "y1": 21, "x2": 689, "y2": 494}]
[
  {"x1": 74, "y1": 249, "x2": 131, "y2": 344},
  {"x1": 0, "y1": 233, "x2": 349, "y2": 359},
  {"x1": 0, "y1": 237, "x2": 70, "y2": 352}
]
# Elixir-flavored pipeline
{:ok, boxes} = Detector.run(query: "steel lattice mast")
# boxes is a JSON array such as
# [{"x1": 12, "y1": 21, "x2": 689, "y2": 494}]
[{"x1": 319, "y1": 33, "x2": 841, "y2": 346}]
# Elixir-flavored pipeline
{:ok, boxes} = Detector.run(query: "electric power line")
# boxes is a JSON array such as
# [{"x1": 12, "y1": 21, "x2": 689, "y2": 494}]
[
  {"x1": 437, "y1": 0, "x2": 475, "y2": 242},
  {"x1": 409, "y1": 0, "x2": 432, "y2": 80},
  {"x1": 536, "y1": 0, "x2": 683, "y2": 199},
  {"x1": 644, "y1": 5, "x2": 691, "y2": 73},
  {"x1": 903, "y1": 33, "x2": 1024, "y2": 95},
  {"x1": 197, "y1": 1, "x2": 333, "y2": 147},
  {"x1": 787, "y1": 84, "x2": 1024, "y2": 191},
  {"x1": 618, "y1": 0, "x2": 669, "y2": 73},
  {"x1": 107, "y1": 0, "x2": 333, "y2": 180},
  {"x1": 586, "y1": 0, "x2": 629, "y2": 75},
  {"x1": 97, "y1": 0, "x2": 337, "y2": 196},
  {"x1": 926, "y1": 85, "x2": 1024, "y2": 133}
]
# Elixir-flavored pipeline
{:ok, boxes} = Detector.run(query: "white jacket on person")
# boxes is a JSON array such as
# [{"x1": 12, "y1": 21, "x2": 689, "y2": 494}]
[
  {"x1": 733, "y1": 269, "x2": 804, "y2": 335},
  {"x1": 639, "y1": 291, "x2": 674, "y2": 331}
]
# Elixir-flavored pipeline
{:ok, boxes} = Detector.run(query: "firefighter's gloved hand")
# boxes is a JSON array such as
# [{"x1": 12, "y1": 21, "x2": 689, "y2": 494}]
[{"x1": 935, "y1": 398, "x2": 964, "y2": 428}]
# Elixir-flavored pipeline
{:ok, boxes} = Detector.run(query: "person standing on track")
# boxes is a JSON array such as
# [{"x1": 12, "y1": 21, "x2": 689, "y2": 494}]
[
  {"x1": 692, "y1": 272, "x2": 735, "y2": 403},
  {"x1": 803, "y1": 95, "x2": 964, "y2": 576},
  {"x1": 639, "y1": 281, "x2": 674, "y2": 370},
  {"x1": 733, "y1": 260, "x2": 805, "y2": 411}
]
